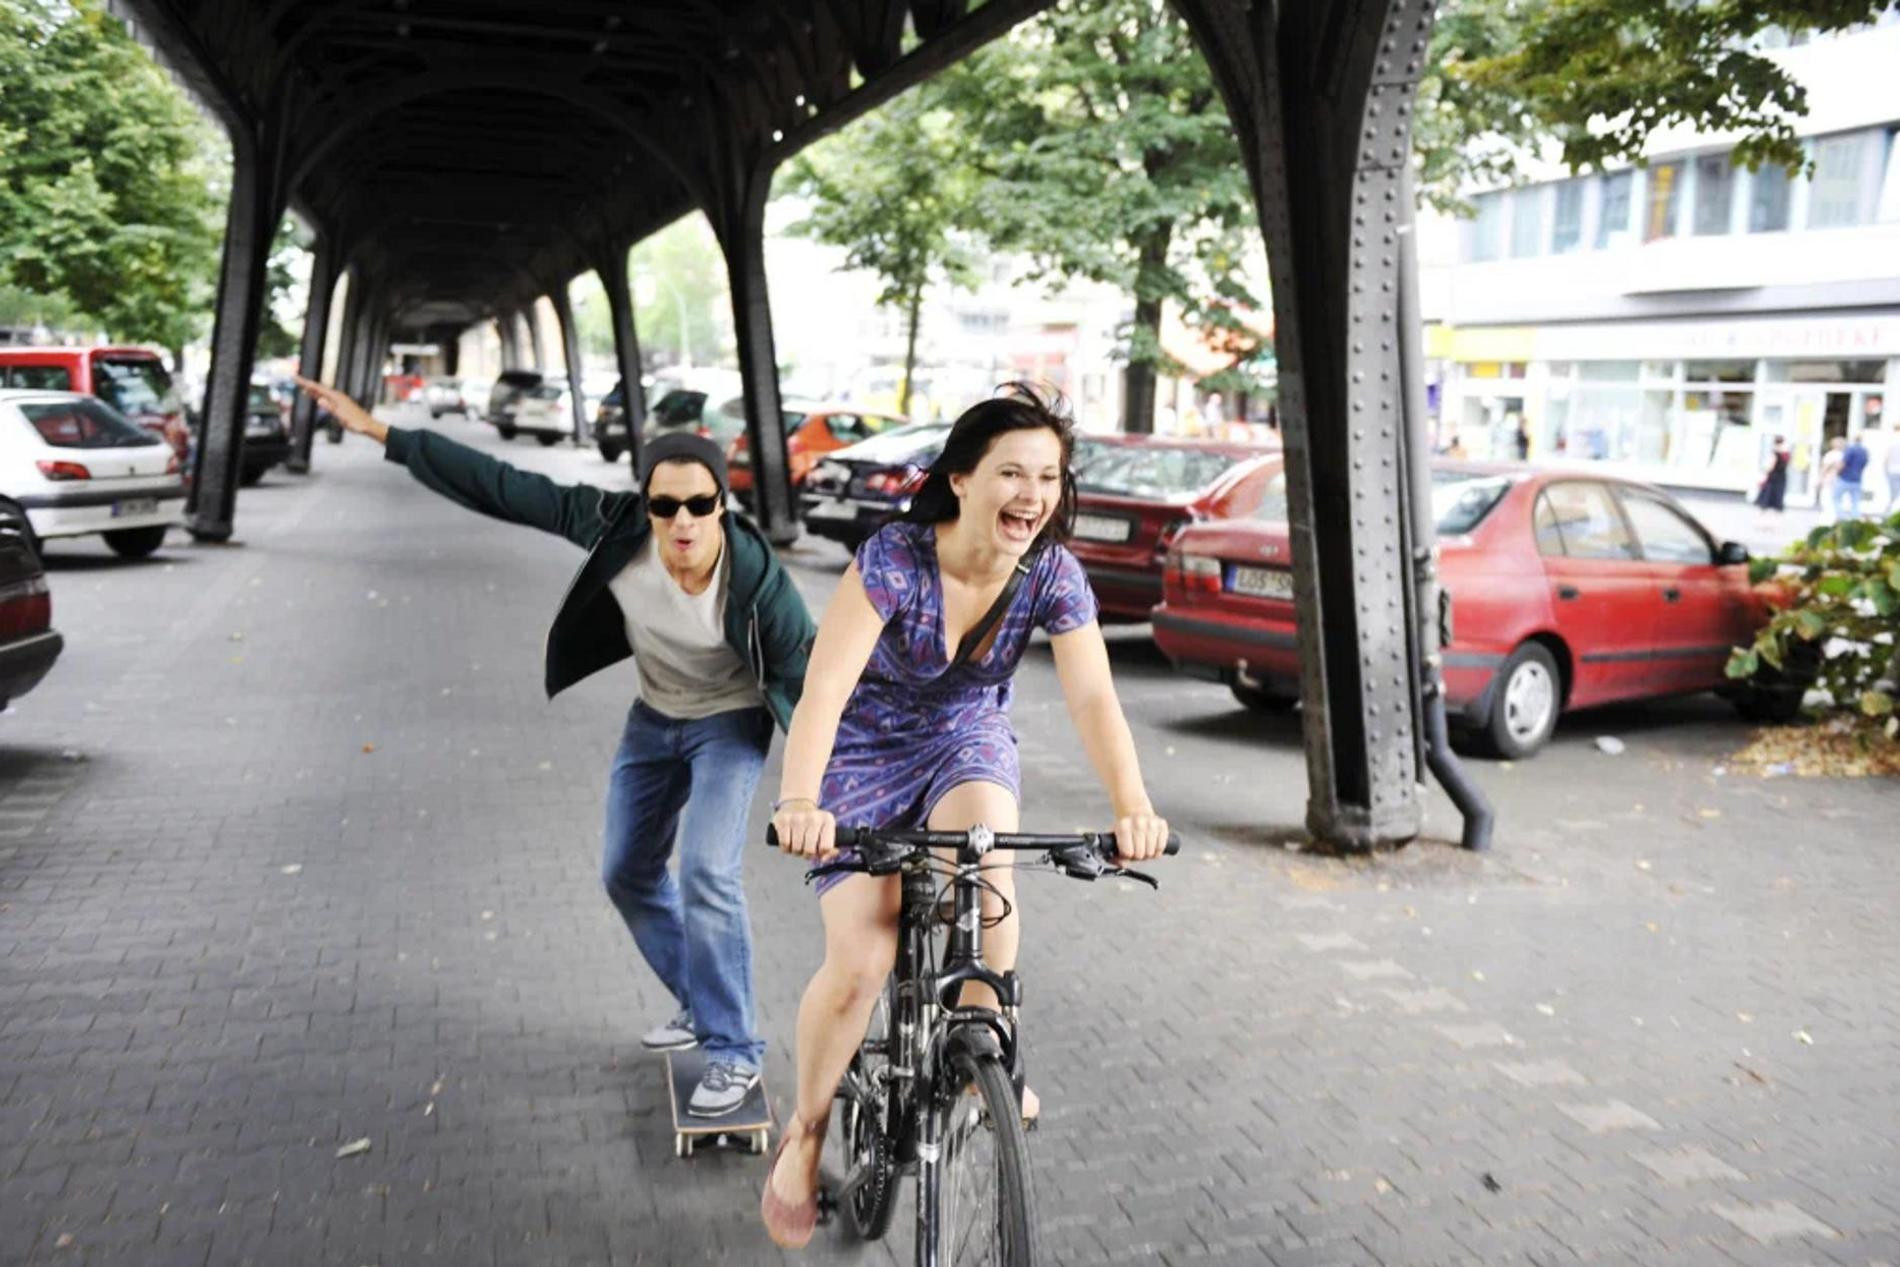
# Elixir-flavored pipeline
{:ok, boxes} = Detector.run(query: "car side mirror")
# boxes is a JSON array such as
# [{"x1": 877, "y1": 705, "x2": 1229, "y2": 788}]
[{"x1": 1718, "y1": 540, "x2": 1749, "y2": 566}]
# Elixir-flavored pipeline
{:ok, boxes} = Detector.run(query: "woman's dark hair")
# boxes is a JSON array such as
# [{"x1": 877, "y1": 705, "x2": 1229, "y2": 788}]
[{"x1": 900, "y1": 382, "x2": 1078, "y2": 548}]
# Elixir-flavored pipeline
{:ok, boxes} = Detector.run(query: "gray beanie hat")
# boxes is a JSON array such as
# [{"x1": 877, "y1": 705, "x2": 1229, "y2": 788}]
[{"x1": 638, "y1": 430, "x2": 729, "y2": 498}]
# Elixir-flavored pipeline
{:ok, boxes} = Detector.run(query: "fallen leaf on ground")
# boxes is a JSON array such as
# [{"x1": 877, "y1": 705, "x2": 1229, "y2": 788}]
[
  {"x1": 1730, "y1": 722, "x2": 1900, "y2": 779},
  {"x1": 1536, "y1": 1003, "x2": 1556, "y2": 1016},
  {"x1": 335, "y1": 1138, "x2": 371, "y2": 1158},
  {"x1": 361, "y1": 743, "x2": 376, "y2": 754},
  {"x1": 1793, "y1": 1029, "x2": 1814, "y2": 1045},
  {"x1": 280, "y1": 864, "x2": 303, "y2": 876},
  {"x1": 1697, "y1": 808, "x2": 1722, "y2": 819}
]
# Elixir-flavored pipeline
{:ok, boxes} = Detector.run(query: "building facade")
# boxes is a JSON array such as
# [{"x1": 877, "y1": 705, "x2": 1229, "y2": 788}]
[{"x1": 1421, "y1": 15, "x2": 1900, "y2": 500}]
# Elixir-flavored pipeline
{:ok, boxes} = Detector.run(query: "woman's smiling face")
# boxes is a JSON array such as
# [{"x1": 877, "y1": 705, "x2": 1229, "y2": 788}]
[{"x1": 949, "y1": 427, "x2": 1064, "y2": 557}]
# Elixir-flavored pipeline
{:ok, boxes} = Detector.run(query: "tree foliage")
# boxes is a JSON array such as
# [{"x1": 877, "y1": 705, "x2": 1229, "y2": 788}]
[
  {"x1": 0, "y1": 0, "x2": 224, "y2": 348},
  {"x1": 934, "y1": 0, "x2": 1267, "y2": 430},
  {"x1": 1728, "y1": 512, "x2": 1900, "y2": 736},
  {"x1": 1419, "y1": 0, "x2": 1896, "y2": 211},
  {"x1": 627, "y1": 215, "x2": 731, "y2": 370},
  {"x1": 784, "y1": 91, "x2": 980, "y2": 415}
]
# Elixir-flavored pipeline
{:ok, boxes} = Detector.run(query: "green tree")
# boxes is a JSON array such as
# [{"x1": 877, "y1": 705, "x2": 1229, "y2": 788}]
[
  {"x1": 936, "y1": 0, "x2": 1265, "y2": 433},
  {"x1": 0, "y1": 0, "x2": 224, "y2": 348},
  {"x1": 256, "y1": 217, "x2": 311, "y2": 360},
  {"x1": 1418, "y1": 0, "x2": 1896, "y2": 210},
  {"x1": 783, "y1": 90, "x2": 980, "y2": 417},
  {"x1": 628, "y1": 215, "x2": 732, "y2": 370}
]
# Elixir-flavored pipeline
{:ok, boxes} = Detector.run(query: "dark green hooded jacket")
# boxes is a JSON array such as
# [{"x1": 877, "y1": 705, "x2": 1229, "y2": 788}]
[{"x1": 383, "y1": 426, "x2": 814, "y2": 730}]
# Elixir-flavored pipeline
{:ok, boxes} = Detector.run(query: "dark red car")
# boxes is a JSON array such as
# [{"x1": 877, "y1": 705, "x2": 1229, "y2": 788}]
[
  {"x1": 1151, "y1": 465, "x2": 1793, "y2": 758},
  {"x1": 1068, "y1": 438, "x2": 1282, "y2": 622}
]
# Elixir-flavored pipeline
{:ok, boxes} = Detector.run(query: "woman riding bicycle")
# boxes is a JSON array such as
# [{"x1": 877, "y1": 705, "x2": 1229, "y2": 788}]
[{"x1": 763, "y1": 384, "x2": 1169, "y2": 1248}]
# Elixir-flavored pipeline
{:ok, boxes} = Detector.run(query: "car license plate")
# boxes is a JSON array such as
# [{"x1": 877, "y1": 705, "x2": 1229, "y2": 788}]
[
  {"x1": 806, "y1": 499, "x2": 858, "y2": 522},
  {"x1": 1072, "y1": 514, "x2": 1132, "y2": 543},
  {"x1": 112, "y1": 497, "x2": 158, "y2": 519},
  {"x1": 1228, "y1": 565, "x2": 1292, "y2": 599}
]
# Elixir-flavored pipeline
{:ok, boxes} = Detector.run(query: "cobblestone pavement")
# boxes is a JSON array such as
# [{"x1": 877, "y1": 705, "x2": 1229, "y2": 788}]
[{"x1": 3, "y1": 411, "x2": 1896, "y2": 1266}]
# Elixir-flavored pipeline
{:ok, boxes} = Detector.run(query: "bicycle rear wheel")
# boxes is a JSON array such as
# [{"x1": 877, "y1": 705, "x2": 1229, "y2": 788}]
[
  {"x1": 929, "y1": 1048, "x2": 1038, "y2": 1266},
  {"x1": 838, "y1": 977, "x2": 899, "y2": 1240}
]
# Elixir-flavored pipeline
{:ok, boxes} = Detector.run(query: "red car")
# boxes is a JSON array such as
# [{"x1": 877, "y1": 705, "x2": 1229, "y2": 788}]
[
  {"x1": 727, "y1": 407, "x2": 907, "y2": 503},
  {"x1": 0, "y1": 346, "x2": 188, "y2": 459},
  {"x1": 1068, "y1": 438, "x2": 1283, "y2": 622},
  {"x1": 1152, "y1": 465, "x2": 1793, "y2": 758}
]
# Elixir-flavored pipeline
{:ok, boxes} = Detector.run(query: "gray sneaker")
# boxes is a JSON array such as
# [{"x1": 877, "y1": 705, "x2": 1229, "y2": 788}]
[
  {"x1": 687, "y1": 1060, "x2": 760, "y2": 1117},
  {"x1": 641, "y1": 1009, "x2": 696, "y2": 1052}
]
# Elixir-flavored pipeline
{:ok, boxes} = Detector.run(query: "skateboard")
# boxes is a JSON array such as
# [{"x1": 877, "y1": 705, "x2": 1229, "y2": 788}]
[{"x1": 664, "y1": 1047, "x2": 773, "y2": 1158}]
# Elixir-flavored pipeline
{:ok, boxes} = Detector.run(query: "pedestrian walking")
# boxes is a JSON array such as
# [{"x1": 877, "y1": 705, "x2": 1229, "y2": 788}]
[
  {"x1": 757, "y1": 385, "x2": 1170, "y2": 1248},
  {"x1": 1754, "y1": 434, "x2": 1790, "y2": 520},
  {"x1": 1818, "y1": 437, "x2": 1846, "y2": 519},
  {"x1": 1835, "y1": 431, "x2": 1870, "y2": 521},
  {"x1": 1884, "y1": 432, "x2": 1900, "y2": 515},
  {"x1": 293, "y1": 376, "x2": 815, "y2": 1117}
]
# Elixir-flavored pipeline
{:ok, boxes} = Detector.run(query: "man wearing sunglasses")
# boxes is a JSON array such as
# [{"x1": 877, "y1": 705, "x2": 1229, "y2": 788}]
[{"x1": 294, "y1": 376, "x2": 814, "y2": 1118}]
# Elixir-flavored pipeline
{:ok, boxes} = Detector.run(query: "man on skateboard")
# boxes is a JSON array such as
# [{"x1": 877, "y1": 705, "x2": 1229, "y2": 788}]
[{"x1": 296, "y1": 376, "x2": 813, "y2": 1117}]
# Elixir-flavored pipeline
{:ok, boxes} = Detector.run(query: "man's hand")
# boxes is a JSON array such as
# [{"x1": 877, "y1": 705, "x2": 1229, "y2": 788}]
[{"x1": 294, "y1": 375, "x2": 387, "y2": 445}]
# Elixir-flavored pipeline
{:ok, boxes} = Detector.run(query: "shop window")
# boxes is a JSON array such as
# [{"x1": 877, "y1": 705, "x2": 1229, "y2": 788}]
[
  {"x1": 1749, "y1": 162, "x2": 1792, "y2": 232},
  {"x1": 1551, "y1": 181, "x2": 1585, "y2": 252},
  {"x1": 1685, "y1": 360, "x2": 1754, "y2": 384},
  {"x1": 1469, "y1": 192, "x2": 1505, "y2": 261},
  {"x1": 1780, "y1": 360, "x2": 1887, "y2": 384},
  {"x1": 1808, "y1": 131, "x2": 1878, "y2": 227},
  {"x1": 1510, "y1": 187, "x2": 1547, "y2": 257},
  {"x1": 1578, "y1": 361, "x2": 1640, "y2": 382},
  {"x1": 1596, "y1": 171, "x2": 1633, "y2": 247},
  {"x1": 1879, "y1": 127, "x2": 1900, "y2": 223},
  {"x1": 1645, "y1": 163, "x2": 1682, "y2": 241},
  {"x1": 1694, "y1": 153, "x2": 1735, "y2": 234}
]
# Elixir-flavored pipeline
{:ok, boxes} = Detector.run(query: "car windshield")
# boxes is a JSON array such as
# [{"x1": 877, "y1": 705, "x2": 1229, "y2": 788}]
[
  {"x1": 93, "y1": 357, "x2": 175, "y2": 416},
  {"x1": 1, "y1": 364, "x2": 73, "y2": 391},
  {"x1": 19, "y1": 398, "x2": 162, "y2": 448},
  {"x1": 246, "y1": 384, "x2": 276, "y2": 412},
  {"x1": 652, "y1": 390, "x2": 707, "y2": 425},
  {"x1": 1432, "y1": 472, "x2": 1513, "y2": 534},
  {"x1": 836, "y1": 422, "x2": 952, "y2": 463},
  {"x1": 1075, "y1": 446, "x2": 1245, "y2": 498},
  {"x1": 527, "y1": 384, "x2": 566, "y2": 401}
]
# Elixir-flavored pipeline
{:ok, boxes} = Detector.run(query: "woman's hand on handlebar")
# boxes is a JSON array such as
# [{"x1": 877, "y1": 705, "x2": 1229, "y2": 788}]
[
  {"x1": 1113, "y1": 808, "x2": 1170, "y2": 863},
  {"x1": 293, "y1": 375, "x2": 387, "y2": 445},
  {"x1": 771, "y1": 800, "x2": 838, "y2": 861}
]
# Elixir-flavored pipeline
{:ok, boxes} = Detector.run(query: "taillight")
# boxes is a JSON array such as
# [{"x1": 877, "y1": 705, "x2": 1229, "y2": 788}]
[
  {"x1": 1167, "y1": 551, "x2": 1221, "y2": 599},
  {"x1": 1154, "y1": 515, "x2": 1199, "y2": 562},
  {"x1": 37, "y1": 460, "x2": 91, "y2": 481}
]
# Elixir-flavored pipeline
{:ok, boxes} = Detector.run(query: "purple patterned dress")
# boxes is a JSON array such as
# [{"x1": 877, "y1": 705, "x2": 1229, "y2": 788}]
[{"x1": 813, "y1": 520, "x2": 1099, "y2": 895}]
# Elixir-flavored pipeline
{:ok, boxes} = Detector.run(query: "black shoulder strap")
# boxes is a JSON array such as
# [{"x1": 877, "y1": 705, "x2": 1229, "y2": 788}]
[{"x1": 950, "y1": 548, "x2": 1040, "y2": 670}]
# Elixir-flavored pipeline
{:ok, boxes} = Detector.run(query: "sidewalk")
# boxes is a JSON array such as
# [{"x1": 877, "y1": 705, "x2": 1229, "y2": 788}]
[{"x1": 1, "y1": 412, "x2": 1895, "y2": 1265}]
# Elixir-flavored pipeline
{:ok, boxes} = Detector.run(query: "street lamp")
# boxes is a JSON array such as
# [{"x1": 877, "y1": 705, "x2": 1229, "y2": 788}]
[{"x1": 632, "y1": 270, "x2": 691, "y2": 368}]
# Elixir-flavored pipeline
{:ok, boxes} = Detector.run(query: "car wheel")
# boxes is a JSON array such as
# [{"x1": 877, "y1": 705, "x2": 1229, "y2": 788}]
[
  {"x1": 497, "y1": 425, "x2": 517, "y2": 441},
  {"x1": 1231, "y1": 682, "x2": 1297, "y2": 713},
  {"x1": 324, "y1": 421, "x2": 343, "y2": 443},
  {"x1": 536, "y1": 433, "x2": 560, "y2": 447},
  {"x1": 1479, "y1": 641, "x2": 1561, "y2": 759},
  {"x1": 598, "y1": 441, "x2": 623, "y2": 463},
  {"x1": 104, "y1": 526, "x2": 167, "y2": 560},
  {"x1": 239, "y1": 466, "x2": 265, "y2": 487}
]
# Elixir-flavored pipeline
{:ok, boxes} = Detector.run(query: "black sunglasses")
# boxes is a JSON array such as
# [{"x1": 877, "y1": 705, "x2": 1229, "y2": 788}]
[{"x1": 646, "y1": 493, "x2": 722, "y2": 519}]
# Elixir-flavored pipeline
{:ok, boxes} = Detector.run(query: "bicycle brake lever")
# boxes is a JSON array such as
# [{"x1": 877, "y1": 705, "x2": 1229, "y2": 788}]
[{"x1": 1112, "y1": 867, "x2": 1160, "y2": 890}]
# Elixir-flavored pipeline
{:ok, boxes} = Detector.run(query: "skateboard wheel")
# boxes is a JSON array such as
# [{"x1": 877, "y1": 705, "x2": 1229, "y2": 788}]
[
  {"x1": 674, "y1": 1134, "x2": 687, "y2": 1158},
  {"x1": 753, "y1": 1131, "x2": 767, "y2": 1155}
]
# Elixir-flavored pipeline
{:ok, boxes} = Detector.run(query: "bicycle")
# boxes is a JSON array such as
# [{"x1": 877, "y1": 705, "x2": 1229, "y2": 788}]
[{"x1": 768, "y1": 822, "x2": 1178, "y2": 1266}]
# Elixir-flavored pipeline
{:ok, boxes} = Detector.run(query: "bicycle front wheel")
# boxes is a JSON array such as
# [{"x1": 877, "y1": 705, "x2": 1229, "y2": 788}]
[{"x1": 928, "y1": 1048, "x2": 1038, "y2": 1266}]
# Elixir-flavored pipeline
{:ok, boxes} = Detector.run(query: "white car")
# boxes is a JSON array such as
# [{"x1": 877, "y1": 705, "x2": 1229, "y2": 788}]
[
  {"x1": 0, "y1": 389, "x2": 185, "y2": 559},
  {"x1": 510, "y1": 380, "x2": 578, "y2": 447}
]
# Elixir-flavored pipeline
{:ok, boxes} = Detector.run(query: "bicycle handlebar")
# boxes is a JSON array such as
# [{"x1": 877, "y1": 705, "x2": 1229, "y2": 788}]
[{"x1": 766, "y1": 824, "x2": 1180, "y2": 857}]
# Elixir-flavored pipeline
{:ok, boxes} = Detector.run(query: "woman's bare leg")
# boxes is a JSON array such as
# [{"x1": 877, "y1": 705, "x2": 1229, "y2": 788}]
[{"x1": 769, "y1": 873, "x2": 901, "y2": 1206}]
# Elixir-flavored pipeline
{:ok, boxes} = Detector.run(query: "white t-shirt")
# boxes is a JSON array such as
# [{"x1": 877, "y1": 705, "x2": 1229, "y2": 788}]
[{"x1": 605, "y1": 538, "x2": 762, "y2": 720}]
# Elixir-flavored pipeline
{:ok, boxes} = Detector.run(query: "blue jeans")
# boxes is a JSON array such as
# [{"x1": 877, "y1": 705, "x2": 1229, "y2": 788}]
[
  {"x1": 1832, "y1": 479, "x2": 1863, "y2": 521},
  {"x1": 602, "y1": 701, "x2": 770, "y2": 1070}
]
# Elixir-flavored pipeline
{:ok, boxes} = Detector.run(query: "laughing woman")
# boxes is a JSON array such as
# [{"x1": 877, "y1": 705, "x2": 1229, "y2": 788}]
[{"x1": 759, "y1": 385, "x2": 1170, "y2": 1248}]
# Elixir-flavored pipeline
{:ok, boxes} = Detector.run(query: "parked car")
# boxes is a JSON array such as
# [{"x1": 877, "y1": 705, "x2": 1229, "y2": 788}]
[
  {"x1": 235, "y1": 382, "x2": 291, "y2": 485},
  {"x1": 0, "y1": 345, "x2": 189, "y2": 460},
  {"x1": 800, "y1": 422, "x2": 954, "y2": 549},
  {"x1": 1151, "y1": 464, "x2": 1793, "y2": 758},
  {"x1": 726, "y1": 406, "x2": 901, "y2": 503},
  {"x1": 0, "y1": 389, "x2": 184, "y2": 559},
  {"x1": 0, "y1": 494, "x2": 62, "y2": 711},
  {"x1": 1068, "y1": 438, "x2": 1283, "y2": 623},
  {"x1": 485, "y1": 369, "x2": 544, "y2": 438},
  {"x1": 507, "y1": 380, "x2": 578, "y2": 446},
  {"x1": 422, "y1": 377, "x2": 471, "y2": 418},
  {"x1": 595, "y1": 379, "x2": 635, "y2": 462},
  {"x1": 643, "y1": 388, "x2": 750, "y2": 449}
]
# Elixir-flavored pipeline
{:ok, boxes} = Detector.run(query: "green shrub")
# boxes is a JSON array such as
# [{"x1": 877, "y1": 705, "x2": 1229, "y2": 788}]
[{"x1": 1727, "y1": 510, "x2": 1900, "y2": 736}]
